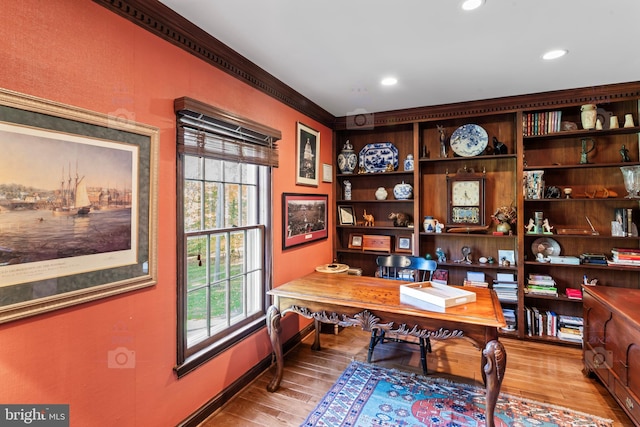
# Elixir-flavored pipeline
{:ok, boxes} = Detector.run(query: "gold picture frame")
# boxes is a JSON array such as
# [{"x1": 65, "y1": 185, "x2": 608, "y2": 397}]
[{"x1": 0, "y1": 88, "x2": 159, "y2": 324}]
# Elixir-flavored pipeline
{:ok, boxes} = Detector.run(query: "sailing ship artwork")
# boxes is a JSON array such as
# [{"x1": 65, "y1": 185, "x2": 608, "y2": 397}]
[{"x1": 0, "y1": 122, "x2": 139, "y2": 287}]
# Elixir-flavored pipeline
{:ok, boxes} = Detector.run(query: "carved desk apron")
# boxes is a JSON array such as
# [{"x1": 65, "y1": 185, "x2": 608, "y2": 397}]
[{"x1": 266, "y1": 272, "x2": 507, "y2": 427}]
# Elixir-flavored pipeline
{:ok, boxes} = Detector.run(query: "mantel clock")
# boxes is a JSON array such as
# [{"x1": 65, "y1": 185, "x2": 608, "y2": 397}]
[{"x1": 446, "y1": 167, "x2": 486, "y2": 228}]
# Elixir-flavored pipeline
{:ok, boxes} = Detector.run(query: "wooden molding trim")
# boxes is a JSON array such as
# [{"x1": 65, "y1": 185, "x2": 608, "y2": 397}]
[
  {"x1": 334, "y1": 81, "x2": 640, "y2": 129},
  {"x1": 92, "y1": 0, "x2": 335, "y2": 128}
]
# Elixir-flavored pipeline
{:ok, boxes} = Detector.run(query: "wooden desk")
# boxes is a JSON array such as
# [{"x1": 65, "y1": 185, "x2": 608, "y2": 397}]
[{"x1": 266, "y1": 272, "x2": 507, "y2": 427}]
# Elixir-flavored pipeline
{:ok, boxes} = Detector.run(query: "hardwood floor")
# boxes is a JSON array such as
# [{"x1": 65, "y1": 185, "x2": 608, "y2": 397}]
[{"x1": 200, "y1": 327, "x2": 634, "y2": 426}]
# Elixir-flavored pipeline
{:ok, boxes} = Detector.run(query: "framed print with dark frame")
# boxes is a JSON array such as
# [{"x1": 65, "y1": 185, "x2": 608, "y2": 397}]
[
  {"x1": 296, "y1": 122, "x2": 320, "y2": 186},
  {"x1": 338, "y1": 205, "x2": 355, "y2": 225},
  {"x1": 395, "y1": 235, "x2": 413, "y2": 253},
  {"x1": 348, "y1": 233, "x2": 363, "y2": 250},
  {"x1": 0, "y1": 88, "x2": 159, "y2": 324},
  {"x1": 282, "y1": 193, "x2": 328, "y2": 249}
]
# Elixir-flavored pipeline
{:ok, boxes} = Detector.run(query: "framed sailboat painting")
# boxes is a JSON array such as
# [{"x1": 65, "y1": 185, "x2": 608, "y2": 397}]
[{"x1": 0, "y1": 88, "x2": 158, "y2": 324}]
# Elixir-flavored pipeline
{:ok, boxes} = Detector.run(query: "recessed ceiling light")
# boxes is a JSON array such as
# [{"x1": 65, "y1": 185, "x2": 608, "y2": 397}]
[
  {"x1": 542, "y1": 49, "x2": 568, "y2": 60},
  {"x1": 381, "y1": 77, "x2": 398, "y2": 86},
  {"x1": 461, "y1": 0, "x2": 485, "y2": 11}
]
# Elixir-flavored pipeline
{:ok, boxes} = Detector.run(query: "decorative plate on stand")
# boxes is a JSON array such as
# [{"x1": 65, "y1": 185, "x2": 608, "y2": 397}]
[
  {"x1": 450, "y1": 124, "x2": 488, "y2": 157},
  {"x1": 358, "y1": 142, "x2": 398, "y2": 173},
  {"x1": 531, "y1": 237, "x2": 561, "y2": 258}
]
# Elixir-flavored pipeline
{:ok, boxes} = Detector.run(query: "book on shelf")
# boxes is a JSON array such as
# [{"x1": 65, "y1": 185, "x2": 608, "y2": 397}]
[
  {"x1": 500, "y1": 308, "x2": 517, "y2": 332},
  {"x1": 556, "y1": 314, "x2": 583, "y2": 342},
  {"x1": 463, "y1": 279, "x2": 489, "y2": 288},
  {"x1": 528, "y1": 273, "x2": 554, "y2": 282},
  {"x1": 613, "y1": 208, "x2": 639, "y2": 237},
  {"x1": 558, "y1": 314, "x2": 583, "y2": 326},
  {"x1": 526, "y1": 273, "x2": 557, "y2": 296},
  {"x1": 580, "y1": 253, "x2": 608, "y2": 265},
  {"x1": 565, "y1": 288, "x2": 583, "y2": 300},
  {"x1": 493, "y1": 279, "x2": 518, "y2": 303},
  {"x1": 523, "y1": 110, "x2": 562, "y2": 136},
  {"x1": 609, "y1": 248, "x2": 640, "y2": 266},
  {"x1": 525, "y1": 307, "x2": 559, "y2": 337}
]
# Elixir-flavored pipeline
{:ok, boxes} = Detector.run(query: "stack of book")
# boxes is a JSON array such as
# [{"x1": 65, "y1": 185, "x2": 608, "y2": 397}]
[
  {"x1": 524, "y1": 307, "x2": 557, "y2": 337},
  {"x1": 493, "y1": 272, "x2": 518, "y2": 303},
  {"x1": 463, "y1": 279, "x2": 489, "y2": 288},
  {"x1": 609, "y1": 248, "x2": 640, "y2": 266},
  {"x1": 463, "y1": 271, "x2": 488, "y2": 288},
  {"x1": 580, "y1": 253, "x2": 608, "y2": 265},
  {"x1": 501, "y1": 308, "x2": 517, "y2": 332},
  {"x1": 526, "y1": 273, "x2": 558, "y2": 297},
  {"x1": 557, "y1": 315, "x2": 583, "y2": 343}
]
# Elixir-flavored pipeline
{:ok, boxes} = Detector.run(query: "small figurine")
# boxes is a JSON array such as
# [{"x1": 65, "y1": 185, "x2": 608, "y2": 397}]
[
  {"x1": 388, "y1": 212, "x2": 412, "y2": 227},
  {"x1": 492, "y1": 137, "x2": 508, "y2": 155},
  {"x1": 363, "y1": 210, "x2": 374, "y2": 227},
  {"x1": 435, "y1": 222, "x2": 443, "y2": 233},
  {"x1": 435, "y1": 247, "x2": 447, "y2": 263},
  {"x1": 385, "y1": 163, "x2": 395, "y2": 172},
  {"x1": 437, "y1": 125, "x2": 448, "y2": 158},
  {"x1": 620, "y1": 145, "x2": 631, "y2": 162},
  {"x1": 455, "y1": 246, "x2": 472, "y2": 264},
  {"x1": 542, "y1": 218, "x2": 554, "y2": 234},
  {"x1": 579, "y1": 138, "x2": 596, "y2": 164},
  {"x1": 525, "y1": 218, "x2": 535, "y2": 233}
]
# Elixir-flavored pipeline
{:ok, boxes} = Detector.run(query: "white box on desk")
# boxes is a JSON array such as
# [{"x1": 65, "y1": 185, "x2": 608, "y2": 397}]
[{"x1": 400, "y1": 281, "x2": 476, "y2": 309}]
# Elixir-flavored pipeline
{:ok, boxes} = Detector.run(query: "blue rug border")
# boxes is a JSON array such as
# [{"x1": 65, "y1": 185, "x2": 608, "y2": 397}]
[{"x1": 301, "y1": 360, "x2": 614, "y2": 427}]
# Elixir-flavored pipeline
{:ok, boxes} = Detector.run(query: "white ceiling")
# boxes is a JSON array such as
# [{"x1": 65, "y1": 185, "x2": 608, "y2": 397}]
[{"x1": 158, "y1": 0, "x2": 640, "y2": 117}]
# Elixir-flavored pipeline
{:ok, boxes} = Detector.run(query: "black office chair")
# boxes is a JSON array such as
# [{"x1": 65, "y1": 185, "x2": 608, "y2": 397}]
[
  {"x1": 369, "y1": 255, "x2": 438, "y2": 375},
  {"x1": 376, "y1": 254, "x2": 437, "y2": 282}
]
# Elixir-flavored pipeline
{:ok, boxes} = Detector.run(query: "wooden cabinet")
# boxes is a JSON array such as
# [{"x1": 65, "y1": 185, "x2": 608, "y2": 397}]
[
  {"x1": 583, "y1": 286, "x2": 640, "y2": 425},
  {"x1": 333, "y1": 81, "x2": 640, "y2": 343}
]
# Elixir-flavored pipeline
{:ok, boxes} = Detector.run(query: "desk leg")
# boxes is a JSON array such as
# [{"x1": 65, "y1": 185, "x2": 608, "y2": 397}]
[
  {"x1": 482, "y1": 340, "x2": 507, "y2": 427},
  {"x1": 311, "y1": 320, "x2": 321, "y2": 351},
  {"x1": 266, "y1": 305, "x2": 283, "y2": 392}
]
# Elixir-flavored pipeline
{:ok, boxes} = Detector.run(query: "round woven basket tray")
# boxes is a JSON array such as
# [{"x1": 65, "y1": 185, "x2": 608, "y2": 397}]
[{"x1": 315, "y1": 263, "x2": 349, "y2": 274}]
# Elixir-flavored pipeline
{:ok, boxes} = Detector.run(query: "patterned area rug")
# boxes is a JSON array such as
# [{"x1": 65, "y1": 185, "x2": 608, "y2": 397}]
[{"x1": 302, "y1": 361, "x2": 613, "y2": 427}]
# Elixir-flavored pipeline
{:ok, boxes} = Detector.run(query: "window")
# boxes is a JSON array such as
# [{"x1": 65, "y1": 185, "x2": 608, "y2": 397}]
[{"x1": 174, "y1": 98, "x2": 281, "y2": 376}]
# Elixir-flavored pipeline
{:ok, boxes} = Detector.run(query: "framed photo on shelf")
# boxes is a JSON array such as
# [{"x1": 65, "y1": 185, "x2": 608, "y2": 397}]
[
  {"x1": 296, "y1": 122, "x2": 320, "y2": 187},
  {"x1": 0, "y1": 88, "x2": 159, "y2": 324},
  {"x1": 395, "y1": 235, "x2": 412, "y2": 253},
  {"x1": 282, "y1": 193, "x2": 328, "y2": 249},
  {"x1": 338, "y1": 205, "x2": 355, "y2": 225},
  {"x1": 432, "y1": 269, "x2": 449, "y2": 285},
  {"x1": 348, "y1": 234, "x2": 363, "y2": 250},
  {"x1": 498, "y1": 249, "x2": 516, "y2": 266}
]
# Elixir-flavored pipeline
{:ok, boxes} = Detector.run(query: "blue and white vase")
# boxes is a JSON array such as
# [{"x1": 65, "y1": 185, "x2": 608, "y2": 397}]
[
  {"x1": 337, "y1": 140, "x2": 357, "y2": 174},
  {"x1": 403, "y1": 154, "x2": 414, "y2": 171},
  {"x1": 393, "y1": 181, "x2": 413, "y2": 200},
  {"x1": 343, "y1": 180, "x2": 352, "y2": 200}
]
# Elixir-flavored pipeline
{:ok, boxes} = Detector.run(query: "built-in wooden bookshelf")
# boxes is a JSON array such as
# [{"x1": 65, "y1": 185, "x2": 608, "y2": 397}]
[{"x1": 333, "y1": 81, "x2": 640, "y2": 346}]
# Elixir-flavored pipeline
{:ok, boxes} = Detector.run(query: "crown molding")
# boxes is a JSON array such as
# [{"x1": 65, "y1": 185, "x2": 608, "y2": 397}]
[
  {"x1": 92, "y1": 0, "x2": 336, "y2": 128},
  {"x1": 333, "y1": 81, "x2": 640, "y2": 130}
]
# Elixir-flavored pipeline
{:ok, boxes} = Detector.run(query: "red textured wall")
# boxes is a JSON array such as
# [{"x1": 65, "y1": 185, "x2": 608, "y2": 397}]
[{"x1": 0, "y1": 1, "x2": 333, "y2": 425}]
